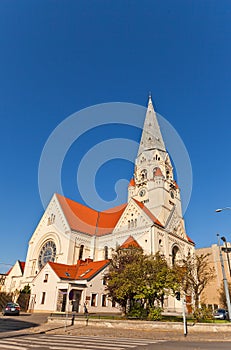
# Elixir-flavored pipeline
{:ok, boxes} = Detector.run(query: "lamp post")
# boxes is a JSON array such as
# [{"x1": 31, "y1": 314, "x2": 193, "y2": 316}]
[
  {"x1": 217, "y1": 234, "x2": 231, "y2": 321},
  {"x1": 215, "y1": 207, "x2": 231, "y2": 277},
  {"x1": 221, "y1": 236, "x2": 231, "y2": 277}
]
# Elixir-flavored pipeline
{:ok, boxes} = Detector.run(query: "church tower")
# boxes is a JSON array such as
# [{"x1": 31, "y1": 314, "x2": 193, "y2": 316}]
[{"x1": 128, "y1": 95, "x2": 184, "y2": 228}]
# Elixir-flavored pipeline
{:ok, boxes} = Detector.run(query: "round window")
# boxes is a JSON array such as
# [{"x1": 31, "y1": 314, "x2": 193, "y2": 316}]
[{"x1": 38, "y1": 240, "x2": 56, "y2": 269}]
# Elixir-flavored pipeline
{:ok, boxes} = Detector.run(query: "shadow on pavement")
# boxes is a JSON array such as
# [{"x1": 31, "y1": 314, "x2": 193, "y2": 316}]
[{"x1": 0, "y1": 317, "x2": 38, "y2": 333}]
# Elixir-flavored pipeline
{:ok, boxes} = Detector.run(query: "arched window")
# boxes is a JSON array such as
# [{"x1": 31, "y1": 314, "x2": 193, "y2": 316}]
[
  {"x1": 78, "y1": 245, "x2": 84, "y2": 260},
  {"x1": 141, "y1": 169, "x2": 147, "y2": 180},
  {"x1": 104, "y1": 246, "x2": 109, "y2": 260},
  {"x1": 172, "y1": 246, "x2": 180, "y2": 265}
]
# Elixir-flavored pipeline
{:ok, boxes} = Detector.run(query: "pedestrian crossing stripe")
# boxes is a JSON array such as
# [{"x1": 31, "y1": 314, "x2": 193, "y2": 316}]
[{"x1": 0, "y1": 335, "x2": 166, "y2": 350}]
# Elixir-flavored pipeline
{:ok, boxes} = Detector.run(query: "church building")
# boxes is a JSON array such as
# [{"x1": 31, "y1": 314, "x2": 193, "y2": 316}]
[{"x1": 4, "y1": 96, "x2": 195, "y2": 313}]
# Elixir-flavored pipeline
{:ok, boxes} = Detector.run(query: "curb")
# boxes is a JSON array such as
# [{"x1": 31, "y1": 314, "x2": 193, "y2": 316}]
[{"x1": 47, "y1": 316, "x2": 231, "y2": 333}]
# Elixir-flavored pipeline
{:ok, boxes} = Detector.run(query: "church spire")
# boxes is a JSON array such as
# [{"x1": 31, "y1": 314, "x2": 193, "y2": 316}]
[{"x1": 137, "y1": 94, "x2": 166, "y2": 156}]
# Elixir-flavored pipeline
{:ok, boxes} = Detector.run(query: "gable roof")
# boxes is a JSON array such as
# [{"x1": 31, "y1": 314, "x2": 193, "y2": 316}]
[
  {"x1": 6, "y1": 260, "x2": 25, "y2": 276},
  {"x1": 48, "y1": 259, "x2": 110, "y2": 281},
  {"x1": 132, "y1": 198, "x2": 164, "y2": 227},
  {"x1": 120, "y1": 235, "x2": 141, "y2": 249},
  {"x1": 19, "y1": 261, "x2": 25, "y2": 274},
  {"x1": 56, "y1": 193, "x2": 127, "y2": 236}
]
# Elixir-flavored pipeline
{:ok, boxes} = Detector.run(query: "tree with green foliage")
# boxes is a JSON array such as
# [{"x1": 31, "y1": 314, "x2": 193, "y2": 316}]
[
  {"x1": 20, "y1": 284, "x2": 31, "y2": 294},
  {"x1": 105, "y1": 247, "x2": 180, "y2": 315},
  {"x1": 135, "y1": 252, "x2": 180, "y2": 308},
  {"x1": 105, "y1": 246, "x2": 144, "y2": 313}
]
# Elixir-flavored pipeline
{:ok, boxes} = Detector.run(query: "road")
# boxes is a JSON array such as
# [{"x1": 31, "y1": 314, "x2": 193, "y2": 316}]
[
  {"x1": 0, "y1": 334, "x2": 161, "y2": 349},
  {"x1": 1, "y1": 315, "x2": 231, "y2": 349},
  {"x1": 0, "y1": 313, "x2": 49, "y2": 333},
  {"x1": 0, "y1": 334, "x2": 231, "y2": 350}
]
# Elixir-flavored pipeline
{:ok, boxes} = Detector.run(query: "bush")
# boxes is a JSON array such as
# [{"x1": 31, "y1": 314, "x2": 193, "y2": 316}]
[
  {"x1": 193, "y1": 306, "x2": 213, "y2": 322},
  {"x1": 147, "y1": 307, "x2": 163, "y2": 321},
  {"x1": 127, "y1": 302, "x2": 148, "y2": 319}
]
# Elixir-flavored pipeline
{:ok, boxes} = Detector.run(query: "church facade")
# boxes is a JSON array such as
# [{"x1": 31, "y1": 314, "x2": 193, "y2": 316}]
[{"x1": 4, "y1": 96, "x2": 195, "y2": 313}]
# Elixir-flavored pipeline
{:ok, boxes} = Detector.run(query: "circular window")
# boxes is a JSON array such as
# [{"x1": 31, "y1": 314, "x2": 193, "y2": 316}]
[
  {"x1": 139, "y1": 188, "x2": 146, "y2": 197},
  {"x1": 38, "y1": 240, "x2": 56, "y2": 269}
]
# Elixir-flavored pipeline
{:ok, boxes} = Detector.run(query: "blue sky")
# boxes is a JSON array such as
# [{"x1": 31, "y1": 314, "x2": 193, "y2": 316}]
[{"x1": 1, "y1": 1, "x2": 231, "y2": 272}]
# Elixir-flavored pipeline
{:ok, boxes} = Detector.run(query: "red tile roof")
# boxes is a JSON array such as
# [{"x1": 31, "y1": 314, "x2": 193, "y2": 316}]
[
  {"x1": 128, "y1": 178, "x2": 135, "y2": 187},
  {"x1": 6, "y1": 267, "x2": 12, "y2": 275},
  {"x1": 19, "y1": 261, "x2": 25, "y2": 273},
  {"x1": 186, "y1": 235, "x2": 195, "y2": 245},
  {"x1": 133, "y1": 199, "x2": 163, "y2": 227},
  {"x1": 56, "y1": 194, "x2": 163, "y2": 236},
  {"x1": 173, "y1": 180, "x2": 179, "y2": 189},
  {"x1": 120, "y1": 235, "x2": 141, "y2": 249},
  {"x1": 56, "y1": 193, "x2": 127, "y2": 236},
  {"x1": 49, "y1": 259, "x2": 110, "y2": 281},
  {"x1": 5, "y1": 261, "x2": 25, "y2": 276}
]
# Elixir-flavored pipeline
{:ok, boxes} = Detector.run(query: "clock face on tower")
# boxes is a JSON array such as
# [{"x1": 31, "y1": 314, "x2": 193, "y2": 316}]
[
  {"x1": 139, "y1": 188, "x2": 146, "y2": 197},
  {"x1": 38, "y1": 240, "x2": 56, "y2": 269}
]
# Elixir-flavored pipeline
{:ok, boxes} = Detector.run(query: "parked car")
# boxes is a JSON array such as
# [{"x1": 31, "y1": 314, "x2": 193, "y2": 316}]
[
  {"x1": 213, "y1": 308, "x2": 228, "y2": 320},
  {"x1": 2, "y1": 302, "x2": 20, "y2": 316}
]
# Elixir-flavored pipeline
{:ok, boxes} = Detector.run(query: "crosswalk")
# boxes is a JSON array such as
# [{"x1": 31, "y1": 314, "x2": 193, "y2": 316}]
[{"x1": 0, "y1": 334, "x2": 165, "y2": 350}]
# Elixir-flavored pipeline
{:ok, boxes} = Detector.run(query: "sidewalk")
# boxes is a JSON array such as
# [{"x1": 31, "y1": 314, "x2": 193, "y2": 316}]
[{"x1": 27, "y1": 317, "x2": 231, "y2": 342}]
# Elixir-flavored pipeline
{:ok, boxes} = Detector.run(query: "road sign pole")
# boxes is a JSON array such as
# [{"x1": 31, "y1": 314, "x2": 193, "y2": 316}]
[{"x1": 182, "y1": 298, "x2": 187, "y2": 337}]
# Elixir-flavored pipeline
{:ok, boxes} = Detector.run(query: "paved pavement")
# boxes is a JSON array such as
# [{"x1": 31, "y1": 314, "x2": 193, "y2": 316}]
[{"x1": 1, "y1": 313, "x2": 231, "y2": 343}]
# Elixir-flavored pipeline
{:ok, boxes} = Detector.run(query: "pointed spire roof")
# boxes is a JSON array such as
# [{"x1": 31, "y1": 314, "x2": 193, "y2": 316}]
[
  {"x1": 138, "y1": 94, "x2": 166, "y2": 156},
  {"x1": 128, "y1": 178, "x2": 135, "y2": 187}
]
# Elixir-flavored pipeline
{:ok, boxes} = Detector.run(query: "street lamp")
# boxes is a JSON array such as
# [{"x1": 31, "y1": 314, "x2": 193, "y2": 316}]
[
  {"x1": 215, "y1": 207, "x2": 231, "y2": 213},
  {"x1": 221, "y1": 236, "x2": 231, "y2": 277},
  {"x1": 217, "y1": 234, "x2": 231, "y2": 321},
  {"x1": 215, "y1": 207, "x2": 231, "y2": 277}
]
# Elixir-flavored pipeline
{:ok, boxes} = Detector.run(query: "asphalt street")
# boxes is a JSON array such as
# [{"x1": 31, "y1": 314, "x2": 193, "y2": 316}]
[
  {"x1": 0, "y1": 334, "x2": 231, "y2": 350},
  {"x1": 1, "y1": 314, "x2": 231, "y2": 349}
]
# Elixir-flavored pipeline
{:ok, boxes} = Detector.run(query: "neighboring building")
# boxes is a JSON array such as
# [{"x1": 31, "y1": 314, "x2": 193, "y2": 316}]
[
  {"x1": 196, "y1": 242, "x2": 231, "y2": 309},
  {"x1": 28, "y1": 258, "x2": 115, "y2": 313},
  {"x1": 4, "y1": 96, "x2": 195, "y2": 313},
  {"x1": 2, "y1": 260, "x2": 25, "y2": 296},
  {"x1": 0, "y1": 273, "x2": 6, "y2": 292}
]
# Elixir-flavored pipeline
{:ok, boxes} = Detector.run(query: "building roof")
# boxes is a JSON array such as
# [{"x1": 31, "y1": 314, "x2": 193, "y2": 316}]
[
  {"x1": 128, "y1": 178, "x2": 135, "y2": 187},
  {"x1": 56, "y1": 193, "x2": 127, "y2": 236},
  {"x1": 48, "y1": 259, "x2": 110, "y2": 281},
  {"x1": 19, "y1": 261, "x2": 25, "y2": 274},
  {"x1": 6, "y1": 260, "x2": 25, "y2": 276},
  {"x1": 137, "y1": 95, "x2": 166, "y2": 156},
  {"x1": 133, "y1": 198, "x2": 164, "y2": 227},
  {"x1": 186, "y1": 235, "x2": 195, "y2": 245},
  {"x1": 56, "y1": 193, "x2": 164, "y2": 237},
  {"x1": 120, "y1": 235, "x2": 141, "y2": 249}
]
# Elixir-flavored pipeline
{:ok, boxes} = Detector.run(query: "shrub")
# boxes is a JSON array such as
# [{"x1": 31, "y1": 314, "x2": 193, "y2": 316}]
[
  {"x1": 193, "y1": 306, "x2": 213, "y2": 322},
  {"x1": 147, "y1": 307, "x2": 163, "y2": 321},
  {"x1": 127, "y1": 302, "x2": 148, "y2": 319}
]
